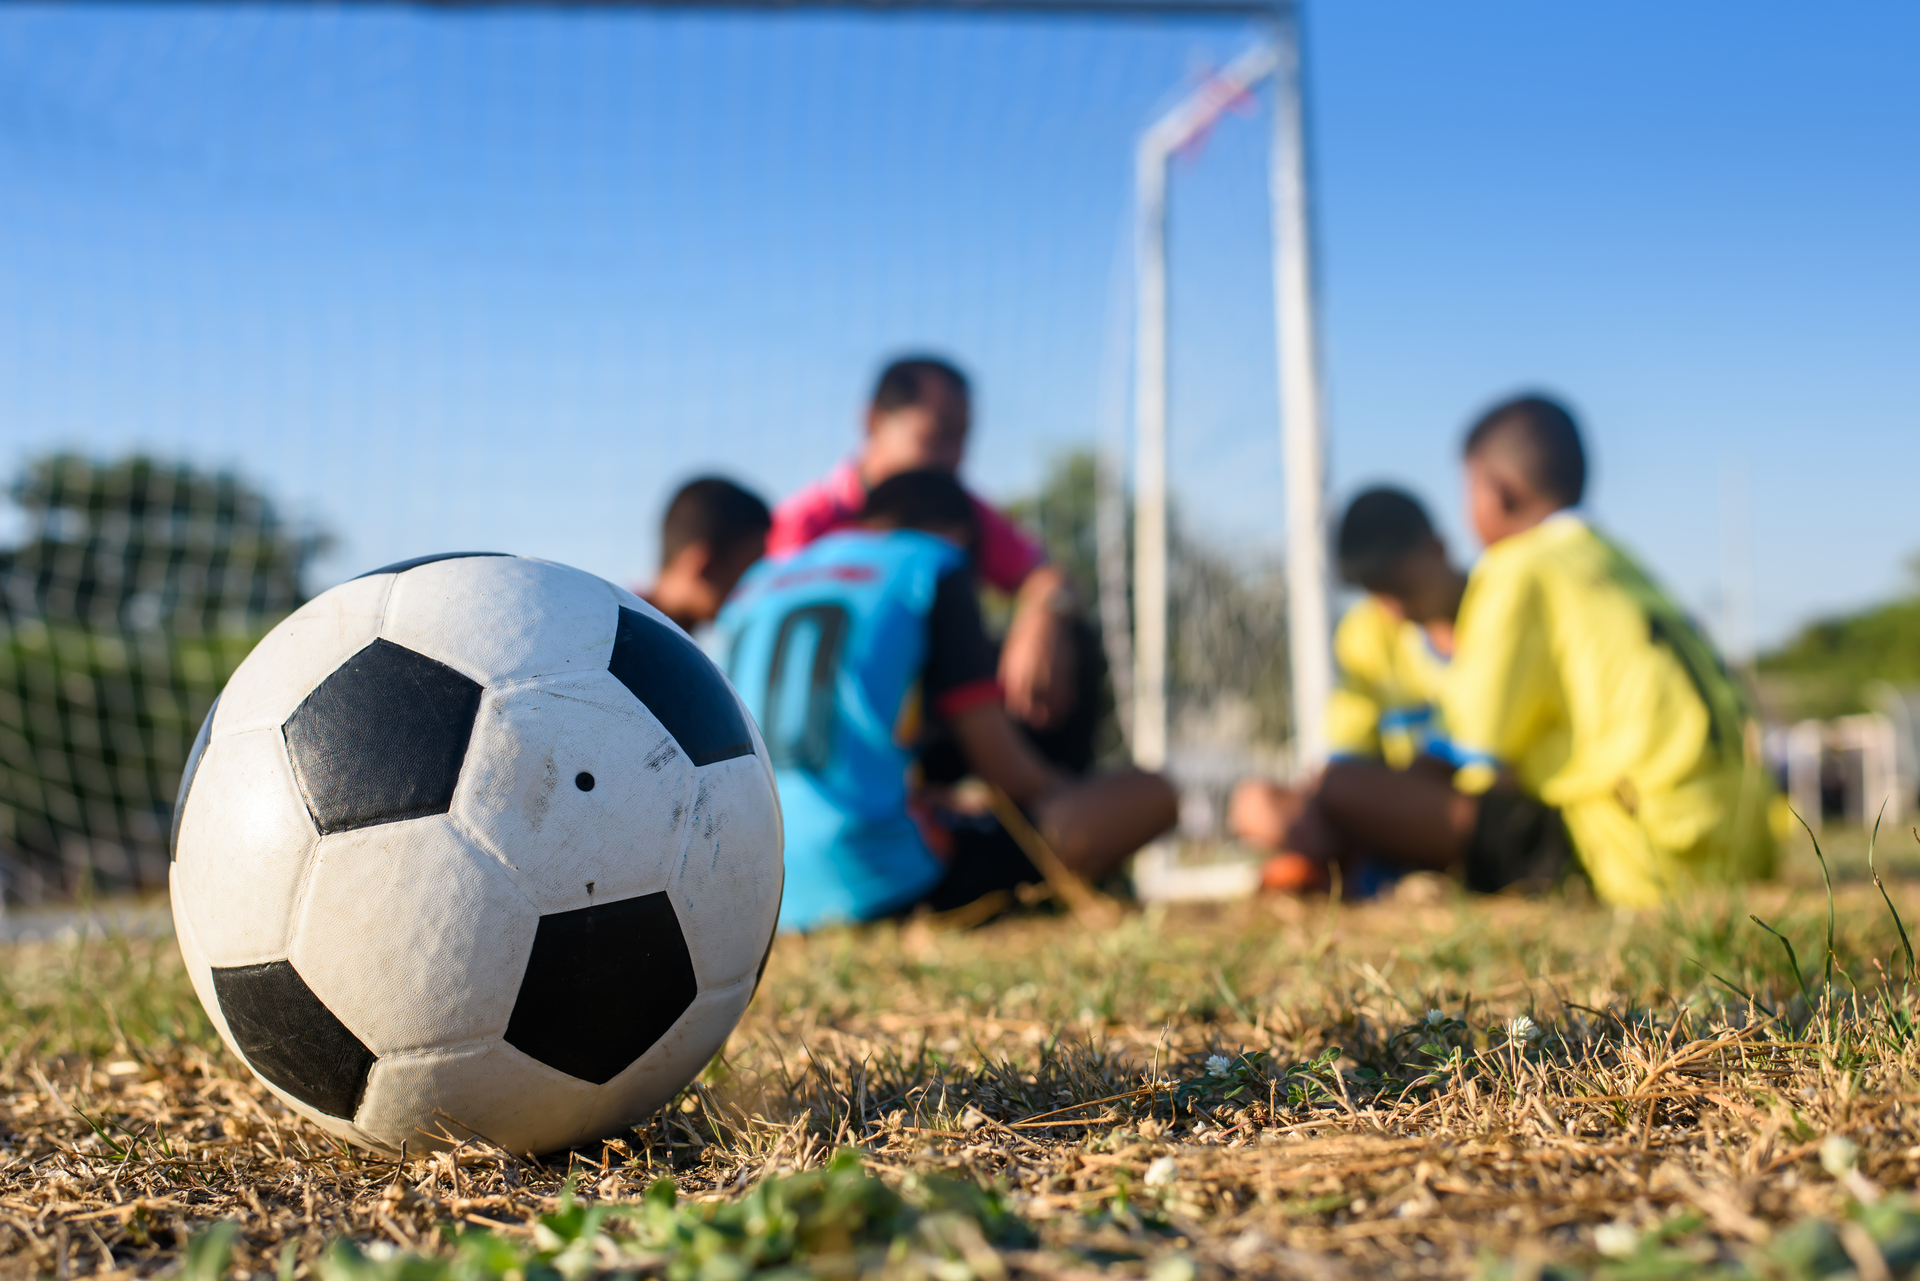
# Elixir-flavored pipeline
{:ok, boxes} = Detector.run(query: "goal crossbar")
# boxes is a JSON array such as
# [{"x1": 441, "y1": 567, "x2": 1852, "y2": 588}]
[{"x1": 420, "y1": 0, "x2": 1288, "y2": 15}]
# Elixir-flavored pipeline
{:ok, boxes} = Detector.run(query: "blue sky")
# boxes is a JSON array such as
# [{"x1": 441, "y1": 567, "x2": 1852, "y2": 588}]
[{"x1": 0, "y1": 1, "x2": 1913, "y2": 649}]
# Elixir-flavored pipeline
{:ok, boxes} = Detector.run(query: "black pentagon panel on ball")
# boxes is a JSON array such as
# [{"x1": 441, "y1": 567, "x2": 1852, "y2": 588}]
[
  {"x1": 352, "y1": 551, "x2": 514, "y2": 581},
  {"x1": 211, "y1": 960, "x2": 375, "y2": 1119},
  {"x1": 608, "y1": 607, "x2": 754, "y2": 767},
  {"x1": 284, "y1": 639, "x2": 483, "y2": 834},
  {"x1": 170, "y1": 695, "x2": 219, "y2": 862},
  {"x1": 504, "y1": 892, "x2": 699, "y2": 1085}
]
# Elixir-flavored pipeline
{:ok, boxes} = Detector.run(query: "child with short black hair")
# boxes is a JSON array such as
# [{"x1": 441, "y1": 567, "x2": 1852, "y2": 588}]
[
  {"x1": 642, "y1": 477, "x2": 771, "y2": 633},
  {"x1": 1230, "y1": 486, "x2": 1467, "y2": 892},
  {"x1": 768, "y1": 355, "x2": 1086, "y2": 734},
  {"x1": 720, "y1": 469, "x2": 1177, "y2": 930},
  {"x1": 1442, "y1": 393, "x2": 1773, "y2": 902}
]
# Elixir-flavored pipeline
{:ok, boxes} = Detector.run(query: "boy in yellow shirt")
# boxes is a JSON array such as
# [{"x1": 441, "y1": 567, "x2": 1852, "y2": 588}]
[
  {"x1": 1321, "y1": 488, "x2": 1461, "y2": 770},
  {"x1": 1295, "y1": 395, "x2": 1774, "y2": 904},
  {"x1": 1230, "y1": 487, "x2": 1467, "y2": 892}
]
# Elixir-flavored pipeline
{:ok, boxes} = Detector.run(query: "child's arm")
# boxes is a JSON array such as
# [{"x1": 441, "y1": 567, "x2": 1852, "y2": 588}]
[{"x1": 1441, "y1": 553, "x2": 1555, "y2": 781}]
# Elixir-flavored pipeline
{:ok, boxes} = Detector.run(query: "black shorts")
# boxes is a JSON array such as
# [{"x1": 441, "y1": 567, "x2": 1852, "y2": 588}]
[
  {"x1": 917, "y1": 810, "x2": 1045, "y2": 915},
  {"x1": 1463, "y1": 790, "x2": 1576, "y2": 894}
]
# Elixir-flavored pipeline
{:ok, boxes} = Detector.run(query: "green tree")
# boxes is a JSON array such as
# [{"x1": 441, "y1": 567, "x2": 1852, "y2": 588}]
[
  {"x1": 0, "y1": 455, "x2": 328, "y2": 898},
  {"x1": 1759, "y1": 555, "x2": 1920, "y2": 720},
  {"x1": 1005, "y1": 450, "x2": 1103, "y2": 608}
]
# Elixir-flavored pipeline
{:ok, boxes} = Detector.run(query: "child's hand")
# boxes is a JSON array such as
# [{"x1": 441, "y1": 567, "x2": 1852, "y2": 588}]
[{"x1": 1229, "y1": 778, "x2": 1305, "y2": 850}]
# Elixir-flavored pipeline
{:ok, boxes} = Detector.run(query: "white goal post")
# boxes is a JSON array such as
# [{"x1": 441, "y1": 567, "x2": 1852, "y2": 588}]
[{"x1": 1128, "y1": 23, "x2": 1329, "y2": 773}]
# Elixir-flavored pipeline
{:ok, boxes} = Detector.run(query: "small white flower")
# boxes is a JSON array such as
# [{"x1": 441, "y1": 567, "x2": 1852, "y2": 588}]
[
  {"x1": 1425, "y1": 1009, "x2": 1447, "y2": 1028},
  {"x1": 1143, "y1": 1156, "x2": 1179, "y2": 1187},
  {"x1": 1592, "y1": 1222, "x2": 1637, "y2": 1258},
  {"x1": 1204, "y1": 1054, "x2": 1233, "y2": 1077},
  {"x1": 1819, "y1": 1134, "x2": 1881, "y2": 1202},
  {"x1": 1149, "y1": 1254, "x2": 1196, "y2": 1281},
  {"x1": 1506, "y1": 1015, "x2": 1541, "y2": 1043}
]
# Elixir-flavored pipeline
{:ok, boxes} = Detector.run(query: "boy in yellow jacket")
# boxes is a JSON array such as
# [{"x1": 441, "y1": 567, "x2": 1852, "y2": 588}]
[
  {"x1": 1279, "y1": 395, "x2": 1774, "y2": 904},
  {"x1": 1230, "y1": 487, "x2": 1464, "y2": 892}
]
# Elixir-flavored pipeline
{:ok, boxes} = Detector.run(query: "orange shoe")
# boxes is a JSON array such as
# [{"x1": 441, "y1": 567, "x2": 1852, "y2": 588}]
[{"x1": 1260, "y1": 851, "x2": 1330, "y2": 895}]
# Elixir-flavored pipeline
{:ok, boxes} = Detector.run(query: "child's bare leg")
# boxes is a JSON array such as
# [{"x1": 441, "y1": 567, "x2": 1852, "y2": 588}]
[
  {"x1": 1229, "y1": 776, "x2": 1350, "y2": 894},
  {"x1": 1315, "y1": 759, "x2": 1476, "y2": 872},
  {"x1": 1034, "y1": 769, "x2": 1179, "y2": 880}
]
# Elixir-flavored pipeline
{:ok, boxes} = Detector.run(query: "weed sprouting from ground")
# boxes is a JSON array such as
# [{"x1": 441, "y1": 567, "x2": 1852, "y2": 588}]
[{"x1": 4, "y1": 832, "x2": 1920, "y2": 1278}]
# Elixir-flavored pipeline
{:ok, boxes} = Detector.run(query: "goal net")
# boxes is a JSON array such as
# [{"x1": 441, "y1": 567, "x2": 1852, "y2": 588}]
[{"x1": 0, "y1": 1, "x2": 1305, "y2": 897}]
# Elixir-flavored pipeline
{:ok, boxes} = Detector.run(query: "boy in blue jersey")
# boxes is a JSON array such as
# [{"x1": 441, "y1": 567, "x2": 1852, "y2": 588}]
[{"x1": 719, "y1": 470, "x2": 1177, "y2": 932}]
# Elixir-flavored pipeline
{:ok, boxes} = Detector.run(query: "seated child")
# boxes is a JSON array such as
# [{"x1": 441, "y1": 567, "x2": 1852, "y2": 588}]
[
  {"x1": 718, "y1": 469, "x2": 1177, "y2": 931},
  {"x1": 1284, "y1": 395, "x2": 1775, "y2": 905},
  {"x1": 1230, "y1": 487, "x2": 1467, "y2": 893},
  {"x1": 768, "y1": 356, "x2": 1085, "y2": 735},
  {"x1": 640, "y1": 477, "x2": 771, "y2": 633}
]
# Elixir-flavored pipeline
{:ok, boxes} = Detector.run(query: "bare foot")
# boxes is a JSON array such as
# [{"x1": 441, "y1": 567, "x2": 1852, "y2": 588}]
[
  {"x1": 1229, "y1": 779, "x2": 1307, "y2": 850},
  {"x1": 1260, "y1": 851, "x2": 1330, "y2": 895}
]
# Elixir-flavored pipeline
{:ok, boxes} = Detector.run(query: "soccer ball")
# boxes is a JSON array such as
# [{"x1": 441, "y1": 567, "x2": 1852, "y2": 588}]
[{"x1": 168, "y1": 552, "x2": 783, "y2": 1156}]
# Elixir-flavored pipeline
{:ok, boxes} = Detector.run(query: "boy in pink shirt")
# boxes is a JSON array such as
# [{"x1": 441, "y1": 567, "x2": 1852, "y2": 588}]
[{"x1": 769, "y1": 357, "x2": 1083, "y2": 734}]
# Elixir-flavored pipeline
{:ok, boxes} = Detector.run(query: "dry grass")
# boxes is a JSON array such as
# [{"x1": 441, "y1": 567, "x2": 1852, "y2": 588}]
[{"x1": 4, "y1": 831, "x2": 1920, "y2": 1279}]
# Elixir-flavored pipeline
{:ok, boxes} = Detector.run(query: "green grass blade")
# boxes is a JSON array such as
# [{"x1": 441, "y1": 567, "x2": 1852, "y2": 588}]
[
  {"x1": 71, "y1": 1105, "x2": 127, "y2": 1160},
  {"x1": 1871, "y1": 811, "x2": 1917, "y2": 984},
  {"x1": 1790, "y1": 807, "x2": 1836, "y2": 993},
  {"x1": 181, "y1": 1222, "x2": 240, "y2": 1281},
  {"x1": 1750, "y1": 914, "x2": 1811, "y2": 1007},
  {"x1": 1682, "y1": 957, "x2": 1776, "y2": 1019}
]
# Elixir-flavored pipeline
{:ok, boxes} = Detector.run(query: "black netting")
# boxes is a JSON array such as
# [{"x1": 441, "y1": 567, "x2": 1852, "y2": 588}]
[{"x1": 0, "y1": 455, "x2": 325, "y2": 901}]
